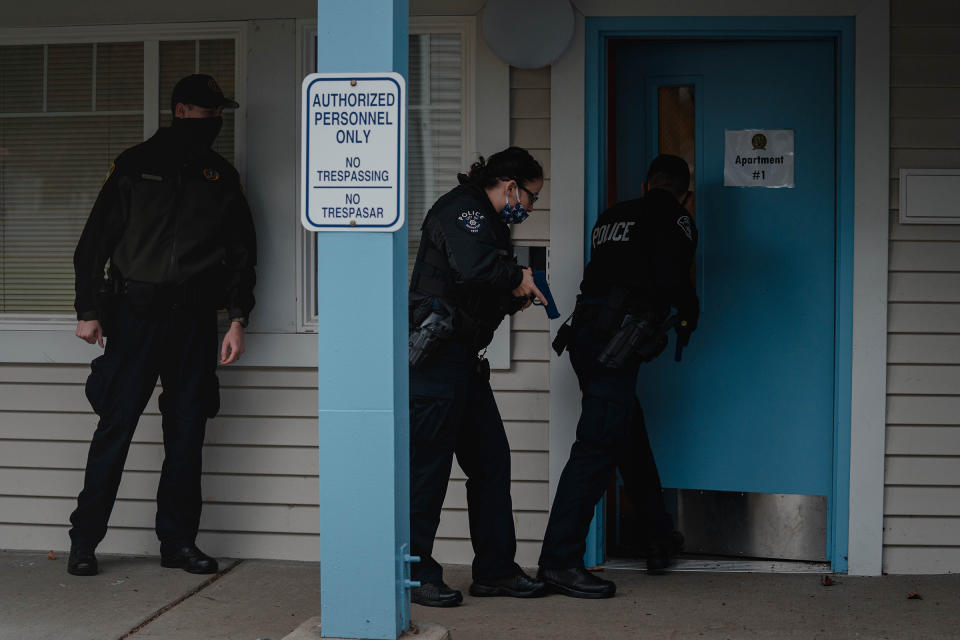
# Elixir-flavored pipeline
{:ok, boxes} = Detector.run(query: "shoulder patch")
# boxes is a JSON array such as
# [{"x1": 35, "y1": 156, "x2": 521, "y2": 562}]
[
  {"x1": 101, "y1": 162, "x2": 116, "y2": 188},
  {"x1": 677, "y1": 215, "x2": 693, "y2": 242},
  {"x1": 456, "y1": 210, "x2": 486, "y2": 234},
  {"x1": 202, "y1": 168, "x2": 221, "y2": 182}
]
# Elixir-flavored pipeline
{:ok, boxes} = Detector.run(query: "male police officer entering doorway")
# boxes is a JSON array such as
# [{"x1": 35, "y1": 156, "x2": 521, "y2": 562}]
[
  {"x1": 68, "y1": 74, "x2": 256, "y2": 577},
  {"x1": 538, "y1": 155, "x2": 698, "y2": 598}
]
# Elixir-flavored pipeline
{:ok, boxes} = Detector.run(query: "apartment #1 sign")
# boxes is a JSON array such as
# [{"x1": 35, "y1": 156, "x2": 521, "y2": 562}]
[
  {"x1": 301, "y1": 72, "x2": 406, "y2": 231},
  {"x1": 724, "y1": 129, "x2": 795, "y2": 188}
]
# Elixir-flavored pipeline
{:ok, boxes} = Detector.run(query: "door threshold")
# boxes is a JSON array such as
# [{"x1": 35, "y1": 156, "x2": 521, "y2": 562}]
[{"x1": 603, "y1": 558, "x2": 832, "y2": 574}]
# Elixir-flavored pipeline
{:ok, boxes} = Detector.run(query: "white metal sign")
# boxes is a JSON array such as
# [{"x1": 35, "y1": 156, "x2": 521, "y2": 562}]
[
  {"x1": 724, "y1": 129, "x2": 795, "y2": 188},
  {"x1": 301, "y1": 72, "x2": 405, "y2": 231}
]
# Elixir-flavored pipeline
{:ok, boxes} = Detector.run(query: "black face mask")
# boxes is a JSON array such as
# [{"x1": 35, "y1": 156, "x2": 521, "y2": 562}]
[{"x1": 172, "y1": 115, "x2": 223, "y2": 148}]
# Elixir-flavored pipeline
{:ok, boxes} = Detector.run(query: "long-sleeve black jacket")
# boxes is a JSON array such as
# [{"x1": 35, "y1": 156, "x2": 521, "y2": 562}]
[
  {"x1": 409, "y1": 178, "x2": 524, "y2": 350},
  {"x1": 580, "y1": 188, "x2": 699, "y2": 323},
  {"x1": 73, "y1": 127, "x2": 257, "y2": 322}
]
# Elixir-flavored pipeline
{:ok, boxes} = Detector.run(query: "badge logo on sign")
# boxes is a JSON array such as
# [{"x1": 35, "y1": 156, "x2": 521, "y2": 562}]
[
  {"x1": 751, "y1": 133, "x2": 768, "y2": 150},
  {"x1": 202, "y1": 168, "x2": 221, "y2": 182},
  {"x1": 457, "y1": 210, "x2": 485, "y2": 233}
]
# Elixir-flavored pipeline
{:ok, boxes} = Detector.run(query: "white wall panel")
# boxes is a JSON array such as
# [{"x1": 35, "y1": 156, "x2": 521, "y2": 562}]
[
  {"x1": 885, "y1": 456, "x2": 960, "y2": 485},
  {"x1": 886, "y1": 426, "x2": 960, "y2": 455},
  {"x1": 444, "y1": 479, "x2": 548, "y2": 511},
  {"x1": 888, "y1": 304, "x2": 960, "y2": 333},
  {"x1": 885, "y1": 486, "x2": 960, "y2": 516},
  {"x1": 883, "y1": 547, "x2": 960, "y2": 575},
  {"x1": 887, "y1": 335, "x2": 960, "y2": 364},
  {"x1": 884, "y1": 516, "x2": 960, "y2": 547},
  {"x1": 886, "y1": 366, "x2": 960, "y2": 396},
  {"x1": 432, "y1": 538, "x2": 541, "y2": 569},
  {"x1": 887, "y1": 396, "x2": 960, "y2": 425}
]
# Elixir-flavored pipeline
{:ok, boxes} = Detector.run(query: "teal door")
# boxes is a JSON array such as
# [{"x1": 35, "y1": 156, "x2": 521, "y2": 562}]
[{"x1": 610, "y1": 39, "x2": 838, "y2": 559}]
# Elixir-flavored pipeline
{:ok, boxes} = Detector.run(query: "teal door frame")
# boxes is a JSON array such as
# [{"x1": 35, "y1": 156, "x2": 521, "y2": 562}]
[{"x1": 582, "y1": 16, "x2": 855, "y2": 573}]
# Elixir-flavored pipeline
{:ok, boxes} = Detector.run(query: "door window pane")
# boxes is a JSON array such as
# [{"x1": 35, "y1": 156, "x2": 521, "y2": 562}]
[{"x1": 658, "y1": 85, "x2": 696, "y2": 217}]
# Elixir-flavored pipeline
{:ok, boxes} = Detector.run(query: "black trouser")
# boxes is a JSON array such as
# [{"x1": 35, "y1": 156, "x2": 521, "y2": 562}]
[
  {"x1": 409, "y1": 341, "x2": 519, "y2": 584},
  {"x1": 69, "y1": 296, "x2": 219, "y2": 550},
  {"x1": 539, "y1": 322, "x2": 673, "y2": 569}
]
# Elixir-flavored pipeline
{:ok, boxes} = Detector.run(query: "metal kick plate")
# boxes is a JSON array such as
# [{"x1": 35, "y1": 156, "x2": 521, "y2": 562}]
[{"x1": 671, "y1": 489, "x2": 828, "y2": 562}]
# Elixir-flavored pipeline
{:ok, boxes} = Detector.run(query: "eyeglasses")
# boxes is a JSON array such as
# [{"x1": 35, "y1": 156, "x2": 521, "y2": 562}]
[
  {"x1": 498, "y1": 176, "x2": 540, "y2": 205},
  {"x1": 518, "y1": 184, "x2": 539, "y2": 205}
]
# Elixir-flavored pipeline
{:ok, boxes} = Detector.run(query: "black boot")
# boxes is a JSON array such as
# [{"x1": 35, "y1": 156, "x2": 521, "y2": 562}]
[
  {"x1": 645, "y1": 530, "x2": 684, "y2": 575},
  {"x1": 160, "y1": 544, "x2": 219, "y2": 574},
  {"x1": 67, "y1": 547, "x2": 98, "y2": 576},
  {"x1": 537, "y1": 567, "x2": 615, "y2": 599},
  {"x1": 411, "y1": 581, "x2": 463, "y2": 607},
  {"x1": 469, "y1": 570, "x2": 546, "y2": 598}
]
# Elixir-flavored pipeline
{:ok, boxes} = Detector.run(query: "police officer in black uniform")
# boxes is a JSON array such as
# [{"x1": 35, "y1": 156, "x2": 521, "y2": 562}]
[
  {"x1": 68, "y1": 74, "x2": 256, "y2": 577},
  {"x1": 407, "y1": 147, "x2": 549, "y2": 607},
  {"x1": 537, "y1": 155, "x2": 698, "y2": 598}
]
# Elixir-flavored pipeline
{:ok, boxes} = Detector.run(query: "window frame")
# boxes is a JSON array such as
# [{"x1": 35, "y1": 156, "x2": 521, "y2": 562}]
[
  {"x1": 295, "y1": 16, "x2": 477, "y2": 333},
  {"x1": 0, "y1": 22, "x2": 247, "y2": 330}
]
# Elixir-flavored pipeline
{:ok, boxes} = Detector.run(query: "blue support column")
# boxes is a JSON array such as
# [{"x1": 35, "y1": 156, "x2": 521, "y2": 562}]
[{"x1": 314, "y1": 2, "x2": 410, "y2": 638}]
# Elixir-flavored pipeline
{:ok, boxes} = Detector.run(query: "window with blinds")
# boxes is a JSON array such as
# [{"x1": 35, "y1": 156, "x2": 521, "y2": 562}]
[
  {"x1": 0, "y1": 42, "x2": 143, "y2": 314},
  {"x1": 0, "y1": 37, "x2": 236, "y2": 316},
  {"x1": 407, "y1": 33, "x2": 464, "y2": 279},
  {"x1": 304, "y1": 29, "x2": 466, "y2": 321}
]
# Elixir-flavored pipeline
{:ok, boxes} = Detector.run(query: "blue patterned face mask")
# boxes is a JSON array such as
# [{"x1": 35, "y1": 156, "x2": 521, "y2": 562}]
[{"x1": 500, "y1": 188, "x2": 529, "y2": 225}]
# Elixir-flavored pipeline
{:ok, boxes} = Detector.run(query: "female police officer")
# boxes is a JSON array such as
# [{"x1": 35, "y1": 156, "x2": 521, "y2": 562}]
[{"x1": 407, "y1": 147, "x2": 548, "y2": 607}]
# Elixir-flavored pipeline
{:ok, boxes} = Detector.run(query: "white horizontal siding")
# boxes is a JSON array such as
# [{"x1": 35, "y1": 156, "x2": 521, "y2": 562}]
[
  {"x1": 432, "y1": 538, "x2": 542, "y2": 570},
  {"x1": 888, "y1": 302, "x2": 960, "y2": 333},
  {"x1": 0, "y1": 359, "x2": 553, "y2": 565},
  {"x1": 884, "y1": 2, "x2": 960, "y2": 574},
  {"x1": 0, "y1": 364, "x2": 322, "y2": 559},
  {"x1": 885, "y1": 486, "x2": 960, "y2": 516},
  {"x1": 0, "y1": 440, "x2": 319, "y2": 476},
  {"x1": 887, "y1": 366, "x2": 960, "y2": 396},
  {"x1": 886, "y1": 425, "x2": 960, "y2": 454},
  {"x1": 0, "y1": 467, "x2": 318, "y2": 505},
  {"x1": 0, "y1": 383, "x2": 317, "y2": 417},
  {"x1": 0, "y1": 524, "x2": 322, "y2": 561},
  {"x1": 887, "y1": 335, "x2": 960, "y2": 365}
]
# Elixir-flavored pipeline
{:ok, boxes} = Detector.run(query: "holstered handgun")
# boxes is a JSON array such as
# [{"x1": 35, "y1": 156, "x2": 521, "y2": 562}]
[
  {"x1": 597, "y1": 313, "x2": 676, "y2": 369},
  {"x1": 409, "y1": 311, "x2": 454, "y2": 369}
]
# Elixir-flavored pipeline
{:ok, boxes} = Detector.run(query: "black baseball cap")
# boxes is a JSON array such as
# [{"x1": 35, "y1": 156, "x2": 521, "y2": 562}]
[
  {"x1": 170, "y1": 74, "x2": 239, "y2": 113},
  {"x1": 646, "y1": 154, "x2": 691, "y2": 195}
]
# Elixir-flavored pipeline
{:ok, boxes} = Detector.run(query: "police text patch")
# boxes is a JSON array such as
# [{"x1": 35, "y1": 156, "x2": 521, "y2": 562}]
[{"x1": 456, "y1": 210, "x2": 485, "y2": 234}]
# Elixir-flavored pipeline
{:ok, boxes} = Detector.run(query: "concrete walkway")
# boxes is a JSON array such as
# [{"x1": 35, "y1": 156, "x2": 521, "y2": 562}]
[{"x1": 3, "y1": 550, "x2": 959, "y2": 640}]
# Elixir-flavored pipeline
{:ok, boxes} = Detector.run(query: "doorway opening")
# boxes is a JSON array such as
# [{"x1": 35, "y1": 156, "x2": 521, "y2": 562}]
[{"x1": 598, "y1": 35, "x2": 839, "y2": 570}]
